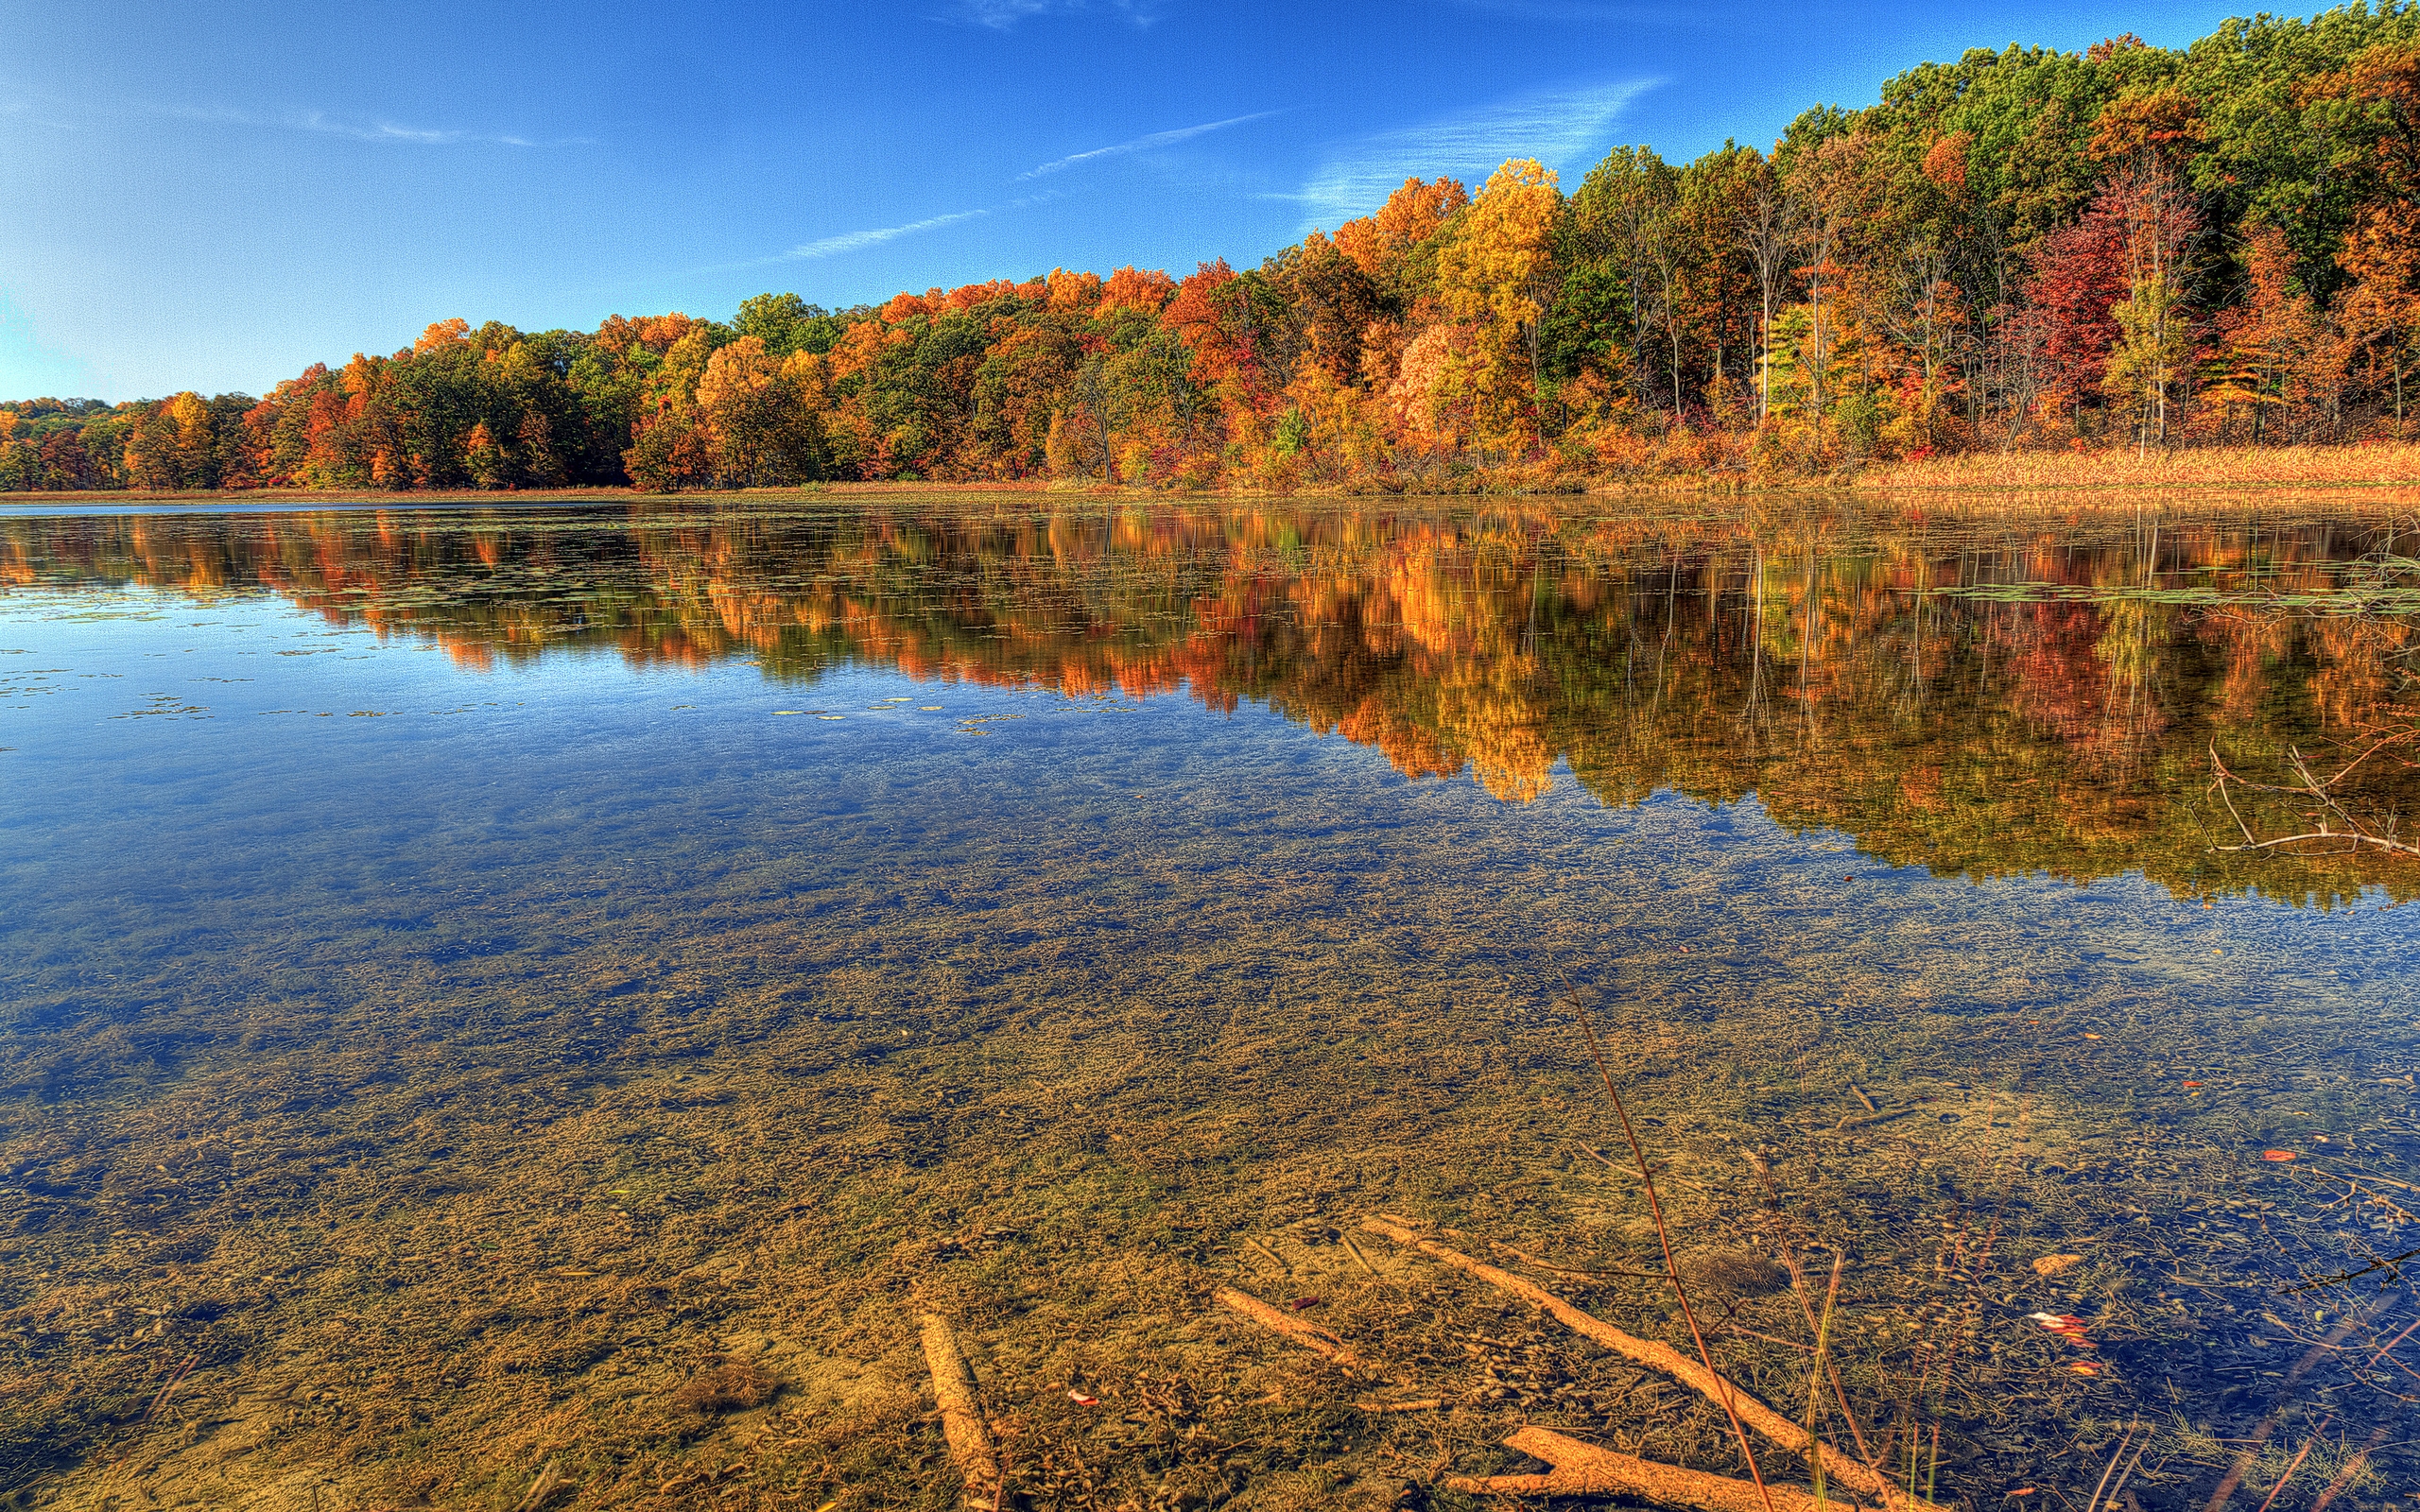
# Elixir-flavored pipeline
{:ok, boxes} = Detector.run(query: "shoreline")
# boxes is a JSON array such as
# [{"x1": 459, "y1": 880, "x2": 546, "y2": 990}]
[{"x1": 6, "y1": 440, "x2": 2420, "y2": 509}]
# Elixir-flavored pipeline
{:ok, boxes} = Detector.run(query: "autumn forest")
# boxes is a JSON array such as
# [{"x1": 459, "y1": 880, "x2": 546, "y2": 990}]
[{"x1": 9, "y1": 5, "x2": 2420, "y2": 494}]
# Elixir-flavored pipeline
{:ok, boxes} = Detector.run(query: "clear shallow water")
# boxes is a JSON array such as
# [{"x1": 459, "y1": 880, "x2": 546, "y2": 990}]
[{"x1": 1, "y1": 494, "x2": 2417, "y2": 1512}]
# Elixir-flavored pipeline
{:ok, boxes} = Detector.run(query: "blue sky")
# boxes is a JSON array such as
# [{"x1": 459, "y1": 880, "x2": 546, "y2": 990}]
[{"x1": 4, "y1": 0, "x2": 2250, "y2": 401}]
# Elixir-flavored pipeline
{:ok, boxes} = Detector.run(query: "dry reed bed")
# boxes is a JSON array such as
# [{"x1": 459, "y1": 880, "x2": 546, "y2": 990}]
[{"x1": 1860, "y1": 443, "x2": 2420, "y2": 494}]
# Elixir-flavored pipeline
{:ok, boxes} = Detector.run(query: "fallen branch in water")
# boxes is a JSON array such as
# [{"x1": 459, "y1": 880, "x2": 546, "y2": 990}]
[
  {"x1": 1214, "y1": 1286, "x2": 1364, "y2": 1370},
  {"x1": 1360, "y1": 1216, "x2": 1920, "y2": 1510},
  {"x1": 1446, "y1": 1426, "x2": 1874, "y2": 1512},
  {"x1": 920, "y1": 1313, "x2": 1006, "y2": 1512},
  {"x1": 2283, "y1": 1245, "x2": 2420, "y2": 1295},
  {"x1": 2205, "y1": 741, "x2": 2420, "y2": 860}
]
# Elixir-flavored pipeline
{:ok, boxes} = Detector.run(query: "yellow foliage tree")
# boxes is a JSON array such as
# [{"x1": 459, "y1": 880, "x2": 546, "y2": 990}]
[{"x1": 1434, "y1": 160, "x2": 1562, "y2": 455}]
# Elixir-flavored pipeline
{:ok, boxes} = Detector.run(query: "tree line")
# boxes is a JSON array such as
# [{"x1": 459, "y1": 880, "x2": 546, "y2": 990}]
[{"x1": 8, "y1": 4, "x2": 2420, "y2": 494}]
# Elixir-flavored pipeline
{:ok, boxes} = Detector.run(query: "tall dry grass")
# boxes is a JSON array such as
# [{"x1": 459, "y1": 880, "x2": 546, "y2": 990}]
[{"x1": 1860, "y1": 441, "x2": 2420, "y2": 492}]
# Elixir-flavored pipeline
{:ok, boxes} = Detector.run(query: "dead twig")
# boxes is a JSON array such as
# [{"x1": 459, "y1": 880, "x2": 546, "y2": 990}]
[
  {"x1": 2283, "y1": 1245, "x2": 2420, "y2": 1295},
  {"x1": 2205, "y1": 742, "x2": 2420, "y2": 859},
  {"x1": 2083, "y1": 1422, "x2": 2141, "y2": 1512}
]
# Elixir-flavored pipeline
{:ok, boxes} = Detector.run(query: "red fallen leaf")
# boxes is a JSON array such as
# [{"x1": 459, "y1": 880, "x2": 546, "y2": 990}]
[
  {"x1": 1067, "y1": 1390, "x2": 1098, "y2": 1406},
  {"x1": 2183, "y1": 1081, "x2": 2203, "y2": 1088},
  {"x1": 2067, "y1": 1362, "x2": 2100, "y2": 1375},
  {"x1": 2029, "y1": 1312, "x2": 2094, "y2": 1346},
  {"x1": 2263, "y1": 1150, "x2": 2297, "y2": 1161},
  {"x1": 1288, "y1": 1297, "x2": 1323, "y2": 1311}
]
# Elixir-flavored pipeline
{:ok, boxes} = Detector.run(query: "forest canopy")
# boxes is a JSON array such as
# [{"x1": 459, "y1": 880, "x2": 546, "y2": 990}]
[{"x1": 9, "y1": 3, "x2": 2420, "y2": 494}]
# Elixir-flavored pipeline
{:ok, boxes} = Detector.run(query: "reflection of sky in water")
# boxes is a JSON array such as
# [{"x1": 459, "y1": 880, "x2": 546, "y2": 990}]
[{"x1": 4, "y1": 504, "x2": 2420, "y2": 1508}]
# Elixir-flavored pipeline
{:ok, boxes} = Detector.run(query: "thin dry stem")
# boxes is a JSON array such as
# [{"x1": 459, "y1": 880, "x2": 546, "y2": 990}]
[{"x1": 1575, "y1": 999, "x2": 1779, "y2": 1512}]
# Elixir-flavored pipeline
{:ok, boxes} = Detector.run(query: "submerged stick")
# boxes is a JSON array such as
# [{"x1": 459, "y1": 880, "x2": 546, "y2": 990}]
[
  {"x1": 511, "y1": 1461, "x2": 575, "y2": 1512},
  {"x1": 1214, "y1": 1286, "x2": 1363, "y2": 1369},
  {"x1": 1446, "y1": 1427, "x2": 1875, "y2": 1512},
  {"x1": 1340, "y1": 1233, "x2": 1380, "y2": 1277},
  {"x1": 920, "y1": 1314, "x2": 1005, "y2": 1512},
  {"x1": 1360, "y1": 1217, "x2": 1917, "y2": 1509},
  {"x1": 1833, "y1": 1108, "x2": 1918, "y2": 1132},
  {"x1": 1576, "y1": 1142, "x2": 1709, "y2": 1193},
  {"x1": 2251, "y1": 1419, "x2": 2329, "y2": 1512},
  {"x1": 1489, "y1": 1238, "x2": 1641, "y2": 1282}
]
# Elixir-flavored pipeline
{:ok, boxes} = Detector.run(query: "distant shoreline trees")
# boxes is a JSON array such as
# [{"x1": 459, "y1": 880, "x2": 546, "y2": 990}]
[{"x1": 9, "y1": 5, "x2": 2420, "y2": 494}]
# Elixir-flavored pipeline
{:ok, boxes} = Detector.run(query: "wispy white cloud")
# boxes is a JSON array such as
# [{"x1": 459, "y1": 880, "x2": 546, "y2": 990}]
[
  {"x1": 1436, "y1": 0, "x2": 1694, "y2": 22},
  {"x1": 785, "y1": 208, "x2": 991, "y2": 261},
  {"x1": 674, "y1": 192, "x2": 1058, "y2": 280},
  {"x1": 949, "y1": 0, "x2": 1162, "y2": 29},
  {"x1": 0, "y1": 99, "x2": 78, "y2": 131},
  {"x1": 1290, "y1": 79, "x2": 1656, "y2": 226},
  {"x1": 1022, "y1": 111, "x2": 1275, "y2": 179},
  {"x1": 152, "y1": 101, "x2": 575, "y2": 146}
]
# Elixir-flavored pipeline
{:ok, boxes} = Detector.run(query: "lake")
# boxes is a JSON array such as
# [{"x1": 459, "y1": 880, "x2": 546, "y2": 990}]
[{"x1": 2, "y1": 492, "x2": 2416, "y2": 1512}]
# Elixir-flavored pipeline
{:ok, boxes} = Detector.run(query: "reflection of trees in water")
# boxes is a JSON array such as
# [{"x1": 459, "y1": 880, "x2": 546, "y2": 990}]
[{"x1": 6, "y1": 500, "x2": 2416, "y2": 902}]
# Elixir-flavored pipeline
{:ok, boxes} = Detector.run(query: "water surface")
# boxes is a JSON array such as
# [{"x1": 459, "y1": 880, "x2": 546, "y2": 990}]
[{"x1": 3, "y1": 493, "x2": 2417, "y2": 1512}]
